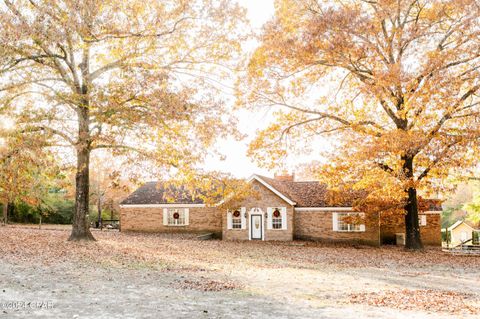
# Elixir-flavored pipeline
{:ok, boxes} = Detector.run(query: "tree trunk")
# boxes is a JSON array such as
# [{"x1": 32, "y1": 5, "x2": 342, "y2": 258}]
[
  {"x1": 403, "y1": 156, "x2": 423, "y2": 250},
  {"x1": 69, "y1": 106, "x2": 95, "y2": 241},
  {"x1": 97, "y1": 196, "x2": 102, "y2": 229},
  {"x1": 2, "y1": 202, "x2": 7, "y2": 225}
]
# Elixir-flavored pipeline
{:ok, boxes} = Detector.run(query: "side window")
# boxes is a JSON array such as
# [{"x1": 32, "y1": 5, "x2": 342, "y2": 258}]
[
  {"x1": 167, "y1": 208, "x2": 186, "y2": 226},
  {"x1": 232, "y1": 210, "x2": 242, "y2": 229},
  {"x1": 272, "y1": 209, "x2": 282, "y2": 229}
]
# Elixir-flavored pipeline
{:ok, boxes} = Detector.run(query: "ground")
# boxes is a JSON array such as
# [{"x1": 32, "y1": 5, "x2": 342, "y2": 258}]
[{"x1": 0, "y1": 225, "x2": 479, "y2": 318}]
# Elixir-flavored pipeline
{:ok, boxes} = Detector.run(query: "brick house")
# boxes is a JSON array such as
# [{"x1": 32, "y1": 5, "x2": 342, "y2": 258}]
[{"x1": 119, "y1": 174, "x2": 442, "y2": 246}]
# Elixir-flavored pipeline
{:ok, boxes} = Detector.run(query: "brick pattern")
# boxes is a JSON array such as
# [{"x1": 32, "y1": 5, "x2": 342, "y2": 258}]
[
  {"x1": 294, "y1": 210, "x2": 380, "y2": 246},
  {"x1": 120, "y1": 207, "x2": 221, "y2": 235},
  {"x1": 222, "y1": 180, "x2": 294, "y2": 241},
  {"x1": 380, "y1": 213, "x2": 441, "y2": 246}
]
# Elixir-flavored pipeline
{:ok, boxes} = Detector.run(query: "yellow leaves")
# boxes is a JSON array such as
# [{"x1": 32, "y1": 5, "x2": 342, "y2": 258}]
[{"x1": 248, "y1": 47, "x2": 268, "y2": 78}]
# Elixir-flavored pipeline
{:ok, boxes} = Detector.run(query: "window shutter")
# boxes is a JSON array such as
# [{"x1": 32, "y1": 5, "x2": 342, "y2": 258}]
[
  {"x1": 281, "y1": 207, "x2": 287, "y2": 230},
  {"x1": 240, "y1": 207, "x2": 247, "y2": 229},
  {"x1": 163, "y1": 208, "x2": 168, "y2": 226},
  {"x1": 184, "y1": 208, "x2": 189, "y2": 226},
  {"x1": 227, "y1": 211, "x2": 233, "y2": 230},
  {"x1": 420, "y1": 215, "x2": 427, "y2": 226},
  {"x1": 267, "y1": 207, "x2": 273, "y2": 230},
  {"x1": 359, "y1": 212, "x2": 365, "y2": 232},
  {"x1": 332, "y1": 213, "x2": 338, "y2": 231}
]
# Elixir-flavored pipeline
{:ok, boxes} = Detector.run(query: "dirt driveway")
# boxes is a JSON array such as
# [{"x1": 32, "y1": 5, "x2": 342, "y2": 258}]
[{"x1": 0, "y1": 226, "x2": 479, "y2": 318}]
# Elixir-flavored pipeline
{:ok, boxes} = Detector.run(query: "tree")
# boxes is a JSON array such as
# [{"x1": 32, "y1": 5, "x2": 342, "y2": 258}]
[
  {"x1": 0, "y1": 0, "x2": 246, "y2": 240},
  {"x1": 243, "y1": 0, "x2": 480, "y2": 249},
  {"x1": 88, "y1": 156, "x2": 132, "y2": 226},
  {"x1": 0, "y1": 130, "x2": 60, "y2": 224}
]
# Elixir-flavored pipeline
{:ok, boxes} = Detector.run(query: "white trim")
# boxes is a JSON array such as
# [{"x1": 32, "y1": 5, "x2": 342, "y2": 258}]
[
  {"x1": 281, "y1": 207, "x2": 287, "y2": 230},
  {"x1": 184, "y1": 208, "x2": 189, "y2": 226},
  {"x1": 247, "y1": 175, "x2": 296, "y2": 206},
  {"x1": 333, "y1": 212, "x2": 366, "y2": 232},
  {"x1": 422, "y1": 211, "x2": 442, "y2": 215},
  {"x1": 248, "y1": 207, "x2": 265, "y2": 241},
  {"x1": 120, "y1": 204, "x2": 206, "y2": 208},
  {"x1": 332, "y1": 213, "x2": 338, "y2": 231},
  {"x1": 227, "y1": 211, "x2": 233, "y2": 230},
  {"x1": 419, "y1": 214, "x2": 427, "y2": 226},
  {"x1": 448, "y1": 220, "x2": 475, "y2": 232},
  {"x1": 266, "y1": 207, "x2": 273, "y2": 230},
  {"x1": 240, "y1": 207, "x2": 247, "y2": 229},
  {"x1": 162, "y1": 208, "x2": 168, "y2": 226},
  {"x1": 295, "y1": 207, "x2": 354, "y2": 212}
]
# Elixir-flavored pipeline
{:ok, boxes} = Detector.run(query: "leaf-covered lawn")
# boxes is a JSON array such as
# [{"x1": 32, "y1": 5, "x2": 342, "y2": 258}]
[{"x1": 1, "y1": 226, "x2": 479, "y2": 318}]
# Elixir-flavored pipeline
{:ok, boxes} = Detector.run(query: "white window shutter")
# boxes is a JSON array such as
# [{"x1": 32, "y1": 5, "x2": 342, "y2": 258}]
[
  {"x1": 332, "y1": 213, "x2": 338, "y2": 231},
  {"x1": 184, "y1": 208, "x2": 189, "y2": 225},
  {"x1": 420, "y1": 215, "x2": 427, "y2": 226},
  {"x1": 163, "y1": 208, "x2": 168, "y2": 226},
  {"x1": 240, "y1": 207, "x2": 247, "y2": 229},
  {"x1": 227, "y1": 211, "x2": 233, "y2": 230},
  {"x1": 267, "y1": 207, "x2": 273, "y2": 230},
  {"x1": 281, "y1": 207, "x2": 287, "y2": 230},
  {"x1": 359, "y1": 212, "x2": 365, "y2": 232}
]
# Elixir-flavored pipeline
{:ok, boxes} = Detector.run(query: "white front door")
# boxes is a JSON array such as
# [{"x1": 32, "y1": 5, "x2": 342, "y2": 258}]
[{"x1": 251, "y1": 214, "x2": 263, "y2": 240}]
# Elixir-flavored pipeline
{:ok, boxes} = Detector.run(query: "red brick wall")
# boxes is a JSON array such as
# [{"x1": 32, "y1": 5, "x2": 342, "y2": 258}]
[
  {"x1": 222, "y1": 180, "x2": 294, "y2": 241},
  {"x1": 380, "y1": 213, "x2": 441, "y2": 246},
  {"x1": 294, "y1": 210, "x2": 380, "y2": 246},
  {"x1": 120, "y1": 206, "x2": 221, "y2": 235}
]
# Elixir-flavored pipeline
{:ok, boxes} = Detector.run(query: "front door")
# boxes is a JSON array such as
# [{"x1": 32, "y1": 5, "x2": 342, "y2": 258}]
[{"x1": 251, "y1": 214, "x2": 263, "y2": 240}]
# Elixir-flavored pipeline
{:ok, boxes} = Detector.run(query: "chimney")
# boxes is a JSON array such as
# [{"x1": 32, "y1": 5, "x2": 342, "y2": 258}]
[{"x1": 274, "y1": 172, "x2": 295, "y2": 182}]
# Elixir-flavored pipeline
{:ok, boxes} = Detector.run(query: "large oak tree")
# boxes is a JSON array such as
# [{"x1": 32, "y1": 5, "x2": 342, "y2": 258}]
[
  {"x1": 244, "y1": 0, "x2": 480, "y2": 249},
  {"x1": 0, "y1": 0, "x2": 246, "y2": 240}
]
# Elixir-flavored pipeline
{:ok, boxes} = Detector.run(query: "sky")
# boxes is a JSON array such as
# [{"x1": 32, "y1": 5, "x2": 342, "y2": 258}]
[{"x1": 203, "y1": 0, "x2": 277, "y2": 178}]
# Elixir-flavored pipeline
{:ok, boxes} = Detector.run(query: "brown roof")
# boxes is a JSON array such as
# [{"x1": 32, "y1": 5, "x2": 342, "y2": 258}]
[
  {"x1": 120, "y1": 182, "x2": 204, "y2": 205},
  {"x1": 121, "y1": 175, "x2": 444, "y2": 209},
  {"x1": 256, "y1": 175, "x2": 360, "y2": 207}
]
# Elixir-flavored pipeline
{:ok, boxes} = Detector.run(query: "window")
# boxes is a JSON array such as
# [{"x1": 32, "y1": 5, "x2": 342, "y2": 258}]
[
  {"x1": 167, "y1": 208, "x2": 186, "y2": 226},
  {"x1": 272, "y1": 209, "x2": 282, "y2": 229},
  {"x1": 267, "y1": 207, "x2": 287, "y2": 230},
  {"x1": 334, "y1": 213, "x2": 364, "y2": 232},
  {"x1": 232, "y1": 210, "x2": 242, "y2": 229},
  {"x1": 419, "y1": 215, "x2": 427, "y2": 226}
]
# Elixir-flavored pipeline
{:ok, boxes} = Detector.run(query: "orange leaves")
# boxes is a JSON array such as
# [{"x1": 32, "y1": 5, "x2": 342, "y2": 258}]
[{"x1": 245, "y1": 0, "x2": 480, "y2": 221}]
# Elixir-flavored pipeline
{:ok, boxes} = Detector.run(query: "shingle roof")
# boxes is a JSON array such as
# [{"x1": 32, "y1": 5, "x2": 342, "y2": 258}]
[
  {"x1": 120, "y1": 182, "x2": 204, "y2": 205},
  {"x1": 121, "y1": 175, "x2": 444, "y2": 209},
  {"x1": 255, "y1": 175, "x2": 360, "y2": 207}
]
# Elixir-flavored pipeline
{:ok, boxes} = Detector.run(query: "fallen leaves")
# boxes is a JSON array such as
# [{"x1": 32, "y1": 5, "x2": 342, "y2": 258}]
[
  {"x1": 1, "y1": 225, "x2": 480, "y2": 318},
  {"x1": 348, "y1": 289, "x2": 480, "y2": 315},
  {"x1": 172, "y1": 277, "x2": 239, "y2": 292}
]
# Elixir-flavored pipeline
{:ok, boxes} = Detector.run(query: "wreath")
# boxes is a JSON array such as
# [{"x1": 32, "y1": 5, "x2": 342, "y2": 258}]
[
  {"x1": 233, "y1": 210, "x2": 241, "y2": 217},
  {"x1": 273, "y1": 209, "x2": 281, "y2": 218},
  {"x1": 173, "y1": 212, "x2": 180, "y2": 219}
]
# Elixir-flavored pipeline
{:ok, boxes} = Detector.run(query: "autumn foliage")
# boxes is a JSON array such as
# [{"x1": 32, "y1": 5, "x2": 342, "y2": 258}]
[{"x1": 243, "y1": 0, "x2": 480, "y2": 249}]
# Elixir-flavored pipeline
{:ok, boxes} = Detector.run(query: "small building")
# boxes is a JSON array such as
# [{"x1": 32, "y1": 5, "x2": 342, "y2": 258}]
[
  {"x1": 119, "y1": 174, "x2": 442, "y2": 246},
  {"x1": 447, "y1": 220, "x2": 480, "y2": 245}
]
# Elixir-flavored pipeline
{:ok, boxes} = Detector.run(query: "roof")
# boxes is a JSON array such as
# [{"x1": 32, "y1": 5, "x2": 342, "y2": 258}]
[
  {"x1": 447, "y1": 220, "x2": 479, "y2": 231},
  {"x1": 120, "y1": 182, "x2": 204, "y2": 205},
  {"x1": 254, "y1": 175, "x2": 361, "y2": 207},
  {"x1": 121, "y1": 174, "x2": 444, "y2": 209}
]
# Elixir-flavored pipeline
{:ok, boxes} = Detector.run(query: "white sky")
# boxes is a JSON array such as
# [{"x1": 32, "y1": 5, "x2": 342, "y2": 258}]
[
  {"x1": 203, "y1": 0, "x2": 277, "y2": 178},
  {"x1": 203, "y1": 0, "x2": 327, "y2": 179}
]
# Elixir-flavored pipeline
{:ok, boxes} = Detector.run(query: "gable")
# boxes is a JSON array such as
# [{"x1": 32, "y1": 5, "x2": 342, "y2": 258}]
[{"x1": 248, "y1": 175, "x2": 296, "y2": 205}]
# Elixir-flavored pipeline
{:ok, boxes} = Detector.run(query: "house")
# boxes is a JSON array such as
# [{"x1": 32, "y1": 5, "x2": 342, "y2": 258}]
[
  {"x1": 447, "y1": 220, "x2": 480, "y2": 245},
  {"x1": 119, "y1": 173, "x2": 442, "y2": 246}
]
